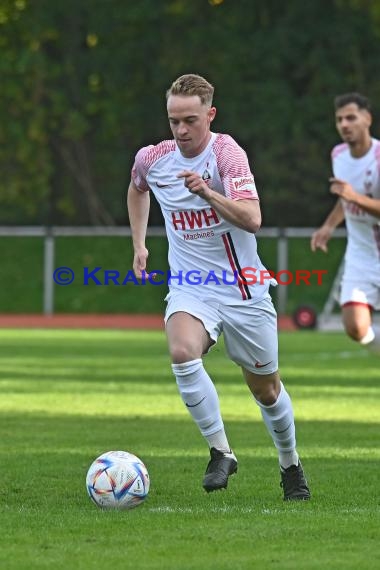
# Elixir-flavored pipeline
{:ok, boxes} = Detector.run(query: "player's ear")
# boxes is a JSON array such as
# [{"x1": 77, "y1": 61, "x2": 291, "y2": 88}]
[
  {"x1": 208, "y1": 106, "x2": 216, "y2": 123},
  {"x1": 363, "y1": 110, "x2": 372, "y2": 128}
]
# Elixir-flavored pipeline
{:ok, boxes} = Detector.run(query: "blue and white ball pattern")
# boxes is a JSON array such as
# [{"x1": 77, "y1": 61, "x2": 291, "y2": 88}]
[{"x1": 86, "y1": 450, "x2": 150, "y2": 510}]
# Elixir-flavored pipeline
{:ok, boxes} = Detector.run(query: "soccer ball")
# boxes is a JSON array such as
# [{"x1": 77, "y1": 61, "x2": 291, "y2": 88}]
[{"x1": 86, "y1": 450, "x2": 150, "y2": 510}]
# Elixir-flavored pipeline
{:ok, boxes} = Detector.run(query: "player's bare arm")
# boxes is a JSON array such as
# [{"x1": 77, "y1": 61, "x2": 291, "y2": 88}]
[
  {"x1": 177, "y1": 170, "x2": 261, "y2": 233},
  {"x1": 329, "y1": 177, "x2": 380, "y2": 218},
  {"x1": 127, "y1": 180, "x2": 150, "y2": 278},
  {"x1": 311, "y1": 199, "x2": 345, "y2": 253}
]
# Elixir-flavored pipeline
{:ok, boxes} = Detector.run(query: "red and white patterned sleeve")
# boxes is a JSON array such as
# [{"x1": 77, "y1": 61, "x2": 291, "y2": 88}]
[
  {"x1": 375, "y1": 141, "x2": 380, "y2": 177},
  {"x1": 131, "y1": 140, "x2": 176, "y2": 192},
  {"x1": 131, "y1": 146, "x2": 153, "y2": 193},
  {"x1": 213, "y1": 134, "x2": 259, "y2": 200}
]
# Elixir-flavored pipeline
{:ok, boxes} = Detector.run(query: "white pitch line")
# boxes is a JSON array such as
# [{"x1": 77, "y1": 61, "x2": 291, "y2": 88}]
[
  {"x1": 286, "y1": 350, "x2": 368, "y2": 361},
  {"x1": 148, "y1": 505, "x2": 378, "y2": 515}
]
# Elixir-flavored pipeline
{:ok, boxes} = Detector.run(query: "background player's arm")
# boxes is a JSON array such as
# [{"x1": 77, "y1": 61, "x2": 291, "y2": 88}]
[
  {"x1": 177, "y1": 170, "x2": 261, "y2": 233},
  {"x1": 329, "y1": 177, "x2": 380, "y2": 218},
  {"x1": 127, "y1": 180, "x2": 150, "y2": 278},
  {"x1": 311, "y1": 199, "x2": 345, "y2": 253}
]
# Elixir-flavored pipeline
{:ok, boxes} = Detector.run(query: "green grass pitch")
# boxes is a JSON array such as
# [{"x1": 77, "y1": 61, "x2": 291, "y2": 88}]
[{"x1": 0, "y1": 329, "x2": 379, "y2": 569}]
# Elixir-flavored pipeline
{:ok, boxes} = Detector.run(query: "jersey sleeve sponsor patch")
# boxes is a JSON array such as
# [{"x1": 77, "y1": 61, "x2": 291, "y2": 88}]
[{"x1": 231, "y1": 176, "x2": 258, "y2": 199}]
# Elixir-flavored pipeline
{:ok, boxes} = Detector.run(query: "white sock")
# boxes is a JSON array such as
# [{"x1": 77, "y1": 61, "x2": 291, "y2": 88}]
[
  {"x1": 362, "y1": 325, "x2": 380, "y2": 354},
  {"x1": 172, "y1": 359, "x2": 230, "y2": 450},
  {"x1": 359, "y1": 326, "x2": 375, "y2": 345},
  {"x1": 254, "y1": 382, "x2": 299, "y2": 469},
  {"x1": 278, "y1": 450, "x2": 299, "y2": 470},
  {"x1": 207, "y1": 429, "x2": 231, "y2": 453}
]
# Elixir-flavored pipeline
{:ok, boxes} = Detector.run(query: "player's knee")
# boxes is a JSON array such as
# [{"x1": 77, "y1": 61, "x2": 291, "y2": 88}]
[
  {"x1": 169, "y1": 343, "x2": 200, "y2": 364},
  {"x1": 345, "y1": 323, "x2": 368, "y2": 342},
  {"x1": 244, "y1": 370, "x2": 280, "y2": 405},
  {"x1": 254, "y1": 387, "x2": 278, "y2": 406},
  {"x1": 250, "y1": 381, "x2": 279, "y2": 406}
]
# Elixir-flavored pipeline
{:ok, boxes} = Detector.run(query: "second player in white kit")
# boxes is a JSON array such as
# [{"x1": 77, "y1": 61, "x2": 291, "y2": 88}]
[{"x1": 312, "y1": 93, "x2": 380, "y2": 350}]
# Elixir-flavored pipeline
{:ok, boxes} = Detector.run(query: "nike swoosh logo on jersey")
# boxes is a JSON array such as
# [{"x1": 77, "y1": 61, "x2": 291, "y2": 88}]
[
  {"x1": 255, "y1": 361, "x2": 272, "y2": 368},
  {"x1": 156, "y1": 182, "x2": 171, "y2": 188},
  {"x1": 185, "y1": 396, "x2": 206, "y2": 408}
]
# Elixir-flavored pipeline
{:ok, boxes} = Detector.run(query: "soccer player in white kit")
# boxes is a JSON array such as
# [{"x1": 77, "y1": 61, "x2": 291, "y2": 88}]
[
  {"x1": 128, "y1": 74, "x2": 310, "y2": 500},
  {"x1": 311, "y1": 93, "x2": 380, "y2": 351}
]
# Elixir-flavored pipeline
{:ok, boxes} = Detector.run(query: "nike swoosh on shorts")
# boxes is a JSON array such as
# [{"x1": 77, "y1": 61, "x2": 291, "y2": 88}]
[{"x1": 255, "y1": 361, "x2": 272, "y2": 368}]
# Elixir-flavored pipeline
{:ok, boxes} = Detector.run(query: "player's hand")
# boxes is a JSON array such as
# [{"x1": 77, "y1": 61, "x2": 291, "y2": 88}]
[
  {"x1": 329, "y1": 177, "x2": 357, "y2": 202},
  {"x1": 132, "y1": 248, "x2": 150, "y2": 279},
  {"x1": 177, "y1": 170, "x2": 212, "y2": 200},
  {"x1": 310, "y1": 226, "x2": 333, "y2": 253}
]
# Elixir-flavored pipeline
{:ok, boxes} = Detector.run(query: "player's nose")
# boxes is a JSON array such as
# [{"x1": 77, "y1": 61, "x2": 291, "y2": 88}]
[{"x1": 177, "y1": 122, "x2": 188, "y2": 135}]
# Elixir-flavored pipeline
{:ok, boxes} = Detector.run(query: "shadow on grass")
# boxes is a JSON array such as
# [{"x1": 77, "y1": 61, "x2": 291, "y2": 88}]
[
  {"x1": 1, "y1": 412, "x2": 378, "y2": 453},
  {"x1": 0, "y1": 412, "x2": 379, "y2": 513},
  {"x1": 1, "y1": 351, "x2": 379, "y2": 389}
]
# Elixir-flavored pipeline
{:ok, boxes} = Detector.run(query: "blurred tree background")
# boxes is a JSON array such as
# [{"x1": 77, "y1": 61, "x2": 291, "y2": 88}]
[{"x1": 1, "y1": 0, "x2": 380, "y2": 227}]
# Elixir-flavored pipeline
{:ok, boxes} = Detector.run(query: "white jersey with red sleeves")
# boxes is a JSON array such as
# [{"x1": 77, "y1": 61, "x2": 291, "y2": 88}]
[
  {"x1": 332, "y1": 138, "x2": 380, "y2": 275},
  {"x1": 132, "y1": 132, "x2": 272, "y2": 304}
]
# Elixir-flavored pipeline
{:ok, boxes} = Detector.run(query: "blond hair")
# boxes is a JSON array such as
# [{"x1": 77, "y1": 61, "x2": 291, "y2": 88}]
[{"x1": 166, "y1": 74, "x2": 214, "y2": 106}]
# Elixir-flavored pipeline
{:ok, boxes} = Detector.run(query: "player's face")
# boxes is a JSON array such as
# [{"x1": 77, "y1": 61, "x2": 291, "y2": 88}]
[
  {"x1": 167, "y1": 95, "x2": 216, "y2": 158},
  {"x1": 335, "y1": 103, "x2": 372, "y2": 145}
]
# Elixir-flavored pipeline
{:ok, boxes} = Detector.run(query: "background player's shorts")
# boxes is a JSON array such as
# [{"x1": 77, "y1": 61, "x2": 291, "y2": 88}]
[
  {"x1": 340, "y1": 277, "x2": 380, "y2": 310},
  {"x1": 164, "y1": 291, "x2": 278, "y2": 375}
]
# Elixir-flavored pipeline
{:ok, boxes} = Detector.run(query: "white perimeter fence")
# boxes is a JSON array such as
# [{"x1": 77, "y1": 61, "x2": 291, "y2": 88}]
[{"x1": 0, "y1": 226, "x2": 347, "y2": 317}]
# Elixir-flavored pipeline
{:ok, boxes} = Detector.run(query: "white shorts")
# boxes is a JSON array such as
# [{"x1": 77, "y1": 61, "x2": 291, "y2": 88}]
[
  {"x1": 340, "y1": 278, "x2": 380, "y2": 310},
  {"x1": 164, "y1": 291, "x2": 278, "y2": 375}
]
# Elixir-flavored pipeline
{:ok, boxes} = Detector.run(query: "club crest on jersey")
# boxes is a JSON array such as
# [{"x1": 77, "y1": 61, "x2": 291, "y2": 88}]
[{"x1": 202, "y1": 169, "x2": 212, "y2": 182}]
